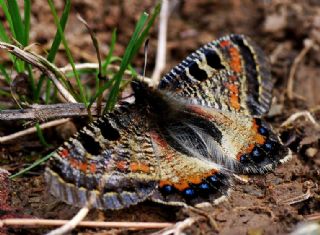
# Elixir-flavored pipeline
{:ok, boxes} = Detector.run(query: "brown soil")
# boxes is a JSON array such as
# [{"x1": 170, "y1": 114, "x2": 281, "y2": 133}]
[{"x1": 1, "y1": 1, "x2": 320, "y2": 234}]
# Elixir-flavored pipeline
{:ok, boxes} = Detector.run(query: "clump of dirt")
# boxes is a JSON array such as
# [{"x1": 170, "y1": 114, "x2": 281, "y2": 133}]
[{"x1": 1, "y1": 1, "x2": 320, "y2": 234}]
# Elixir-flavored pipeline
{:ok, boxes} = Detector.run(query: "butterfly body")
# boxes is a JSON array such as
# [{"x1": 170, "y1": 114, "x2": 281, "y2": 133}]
[{"x1": 45, "y1": 34, "x2": 291, "y2": 210}]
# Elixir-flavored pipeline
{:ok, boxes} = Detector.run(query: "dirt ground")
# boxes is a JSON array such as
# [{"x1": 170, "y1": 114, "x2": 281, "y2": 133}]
[{"x1": 1, "y1": 0, "x2": 320, "y2": 234}]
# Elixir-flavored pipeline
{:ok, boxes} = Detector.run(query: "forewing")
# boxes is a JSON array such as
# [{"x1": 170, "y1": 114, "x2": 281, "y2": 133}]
[
  {"x1": 158, "y1": 34, "x2": 272, "y2": 116},
  {"x1": 45, "y1": 103, "x2": 159, "y2": 210}
]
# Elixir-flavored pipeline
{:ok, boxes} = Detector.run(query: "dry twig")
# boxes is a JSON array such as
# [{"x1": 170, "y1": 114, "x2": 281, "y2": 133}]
[
  {"x1": 46, "y1": 199, "x2": 92, "y2": 235},
  {"x1": 277, "y1": 181, "x2": 313, "y2": 205},
  {"x1": 0, "y1": 42, "x2": 76, "y2": 103},
  {"x1": 151, "y1": 217, "x2": 201, "y2": 235},
  {"x1": 0, "y1": 219, "x2": 172, "y2": 229},
  {"x1": 281, "y1": 110, "x2": 320, "y2": 129},
  {"x1": 277, "y1": 189, "x2": 312, "y2": 205},
  {"x1": 305, "y1": 213, "x2": 320, "y2": 221},
  {"x1": 151, "y1": 0, "x2": 170, "y2": 86},
  {"x1": 59, "y1": 63, "x2": 147, "y2": 83},
  {"x1": 0, "y1": 103, "x2": 101, "y2": 121},
  {"x1": 0, "y1": 118, "x2": 70, "y2": 143}
]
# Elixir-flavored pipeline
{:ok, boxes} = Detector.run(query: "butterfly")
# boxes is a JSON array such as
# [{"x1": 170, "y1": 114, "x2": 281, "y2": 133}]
[{"x1": 45, "y1": 34, "x2": 292, "y2": 210}]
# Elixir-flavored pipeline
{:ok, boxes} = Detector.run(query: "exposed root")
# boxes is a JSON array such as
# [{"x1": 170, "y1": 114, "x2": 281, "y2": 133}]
[
  {"x1": 233, "y1": 206, "x2": 275, "y2": 220},
  {"x1": 287, "y1": 39, "x2": 314, "y2": 100}
]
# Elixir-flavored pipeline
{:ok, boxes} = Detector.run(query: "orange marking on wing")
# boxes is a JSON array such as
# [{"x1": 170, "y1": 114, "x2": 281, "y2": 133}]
[
  {"x1": 236, "y1": 143, "x2": 255, "y2": 161},
  {"x1": 230, "y1": 94, "x2": 240, "y2": 110},
  {"x1": 159, "y1": 180, "x2": 172, "y2": 187},
  {"x1": 130, "y1": 162, "x2": 150, "y2": 173},
  {"x1": 225, "y1": 83, "x2": 240, "y2": 111},
  {"x1": 236, "y1": 120, "x2": 267, "y2": 160},
  {"x1": 189, "y1": 169, "x2": 218, "y2": 184},
  {"x1": 159, "y1": 179, "x2": 190, "y2": 191},
  {"x1": 79, "y1": 162, "x2": 87, "y2": 172},
  {"x1": 188, "y1": 175, "x2": 202, "y2": 184},
  {"x1": 165, "y1": 152, "x2": 174, "y2": 161},
  {"x1": 159, "y1": 169, "x2": 218, "y2": 191},
  {"x1": 116, "y1": 161, "x2": 127, "y2": 171},
  {"x1": 186, "y1": 105, "x2": 213, "y2": 120},
  {"x1": 251, "y1": 120, "x2": 266, "y2": 145},
  {"x1": 59, "y1": 149, "x2": 69, "y2": 158},
  {"x1": 173, "y1": 181, "x2": 190, "y2": 191},
  {"x1": 220, "y1": 40, "x2": 230, "y2": 47},
  {"x1": 70, "y1": 159, "x2": 79, "y2": 169},
  {"x1": 229, "y1": 47, "x2": 242, "y2": 73},
  {"x1": 150, "y1": 131, "x2": 168, "y2": 149},
  {"x1": 255, "y1": 134, "x2": 265, "y2": 145},
  {"x1": 90, "y1": 164, "x2": 96, "y2": 174},
  {"x1": 226, "y1": 83, "x2": 238, "y2": 93},
  {"x1": 229, "y1": 75, "x2": 238, "y2": 82},
  {"x1": 252, "y1": 119, "x2": 259, "y2": 131}
]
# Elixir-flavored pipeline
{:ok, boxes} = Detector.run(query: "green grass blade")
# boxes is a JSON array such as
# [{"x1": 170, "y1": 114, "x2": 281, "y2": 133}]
[
  {"x1": 100, "y1": 3, "x2": 161, "y2": 112},
  {"x1": 88, "y1": 29, "x2": 117, "y2": 108},
  {"x1": 7, "y1": 0, "x2": 25, "y2": 45},
  {"x1": 0, "y1": 63, "x2": 11, "y2": 83},
  {"x1": 48, "y1": 0, "x2": 87, "y2": 105},
  {"x1": 89, "y1": 76, "x2": 116, "y2": 104},
  {"x1": 9, "y1": 152, "x2": 54, "y2": 179},
  {"x1": 47, "y1": 0, "x2": 71, "y2": 63},
  {"x1": 26, "y1": 64, "x2": 35, "y2": 97},
  {"x1": 131, "y1": 3, "x2": 161, "y2": 58},
  {"x1": 35, "y1": 0, "x2": 71, "y2": 102},
  {"x1": 35, "y1": 123, "x2": 50, "y2": 147},
  {"x1": 103, "y1": 13, "x2": 149, "y2": 113},
  {"x1": 23, "y1": 0, "x2": 31, "y2": 45},
  {"x1": 0, "y1": 22, "x2": 10, "y2": 42},
  {"x1": 103, "y1": 3, "x2": 160, "y2": 113},
  {"x1": 0, "y1": 0, "x2": 14, "y2": 38},
  {"x1": 0, "y1": 89, "x2": 11, "y2": 97},
  {"x1": 0, "y1": 1, "x2": 24, "y2": 72},
  {"x1": 102, "y1": 29, "x2": 117, "y2": 75},
  {"x1": 45, "y1": 79, "x2": 51, "y2": 104},
  {"x1": 127, "y1": 64, "x2": 138, "y2": 77}
]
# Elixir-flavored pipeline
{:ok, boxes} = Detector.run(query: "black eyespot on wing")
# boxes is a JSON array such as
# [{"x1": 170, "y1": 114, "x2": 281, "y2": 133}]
[
  {"x1": 204, "y1": 50, "x2": 225, "y2": 70},
  {"x1": 263, "y1": 139, "x2": 278, "y2": 153},
  {"x1": 78, "y1": 131, "x2": 102, "y2": 155},
  {"x1": 258, "y1": 126, "x2": 269, "y2": 136},
  {"x1": 207, "y1": 174, "x2": 223, "y2": 187},
  {"x1": 182, "y1": 188, "x2": 197, "y2": 199},
  {"x1": 251, "y1": 146, "x2": 266, "y2": 163},
  {"x1": 160, "y1": 185, "x2": 175, "y2": 195},
  {"x1": 188, "y1": 61, "x2": 208, "y2": 81},
  {"x1": 96, "y1": 119, "x2": 121, "y2": 141},
  {"x1": 239, "y1": 154, "x2": 250, "y2": 164}
]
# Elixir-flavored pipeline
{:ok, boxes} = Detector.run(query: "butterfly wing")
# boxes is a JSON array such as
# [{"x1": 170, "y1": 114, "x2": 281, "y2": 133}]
[
  {"x1": 158, "y1": 34, "x2": 272, "y2": 116},
  {"x1": 148, "y1": 131, "x2": 230, "y2": 206},
  {"x1": 171, "y1": 105, "x2": 291, "y2": 174},
  {"x1": 45, "y1": 103, "x2": 159, "y2": 210},
  {"x1": 155, "y1": 34, "x2": 290, "y2": 174}
]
